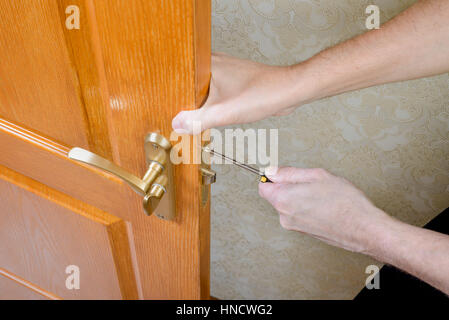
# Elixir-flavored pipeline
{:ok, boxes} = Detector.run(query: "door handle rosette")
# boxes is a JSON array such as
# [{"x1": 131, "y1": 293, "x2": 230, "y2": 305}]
[{"x1": 68, "y1": 132, "x2": 175, "y2": 220}]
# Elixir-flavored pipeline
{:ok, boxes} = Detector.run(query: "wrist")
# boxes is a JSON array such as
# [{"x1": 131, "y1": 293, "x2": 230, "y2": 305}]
[
  {"x1": 360, "y1": 209, "x2": 406, "y2": 263},
  {"x1": 287, "y1": 58, "x2": 331, "y2": 107}
]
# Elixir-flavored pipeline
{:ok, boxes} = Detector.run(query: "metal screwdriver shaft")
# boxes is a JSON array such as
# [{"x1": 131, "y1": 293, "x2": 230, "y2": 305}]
[{"x1": 202, "y1": 146, "x2": 272, "y2": 183}]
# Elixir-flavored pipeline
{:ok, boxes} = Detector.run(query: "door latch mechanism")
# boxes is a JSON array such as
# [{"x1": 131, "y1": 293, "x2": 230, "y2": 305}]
[{"x1": 68, "y1": 132, "x2": 176, "y2": 220}]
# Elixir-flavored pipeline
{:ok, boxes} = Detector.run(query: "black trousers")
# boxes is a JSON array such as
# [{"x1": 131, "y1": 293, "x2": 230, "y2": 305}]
[{"x1": 355, "y1": 207, "x2": 449, "y2": 300}]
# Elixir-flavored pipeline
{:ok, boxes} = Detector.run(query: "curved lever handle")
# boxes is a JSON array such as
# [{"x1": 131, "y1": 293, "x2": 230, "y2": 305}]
[
  {"x1": 67, "y1": 132, "x2": 175, "y2": 220},
  {"x1": 68, "y1": 147, "x2": 147, "y2": 195}
]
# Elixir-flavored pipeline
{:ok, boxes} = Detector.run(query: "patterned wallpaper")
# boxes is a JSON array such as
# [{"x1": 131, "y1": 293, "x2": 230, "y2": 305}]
[{"x1": 210, "y1": 0, "x2": 449, "y2": 299}]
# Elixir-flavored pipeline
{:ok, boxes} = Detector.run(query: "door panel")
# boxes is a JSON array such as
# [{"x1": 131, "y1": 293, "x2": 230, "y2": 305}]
[
  {"x1": 0, "y1": 0, "x2": 211, "y2": 299},
  {"x1": 0, "y1": 0, "x2": 90, "y2": 148},
  {"x1": 0, "y1": 165, "x2": 139, "y2": 299},
  {"x1": 0, "y1": 119, "x2": 131, "y2": 219},
  {"x1": 89, "y1": 0, "x2": 211, "y2": 298},
  {"x1": 0, "y1": 269, "x2": 59, "y2": 300}
]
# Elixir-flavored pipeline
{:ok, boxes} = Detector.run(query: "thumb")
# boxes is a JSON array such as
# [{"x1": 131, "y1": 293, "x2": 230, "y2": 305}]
[
  {"x1": 172, "y1": 109, "x2": 204, "y2": 134},
  {"x1": 172, "y1": 107, "x2": 220, "y2": 134},
  {"x1": 264, "y1": 166, "x2": 324, "y2": 183}
]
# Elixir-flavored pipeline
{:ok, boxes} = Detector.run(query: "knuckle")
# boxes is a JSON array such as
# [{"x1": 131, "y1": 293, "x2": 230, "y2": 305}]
[
  {"x1": 313, "y1": 168, "x2": 328, "y2": 179},
  {"x1": 285, "y1": 166, "x2": 298, "y2": 174},
  {"x1": 272, "y1": 191, "x2": 290, "y2": 213},
  {"x1": 272, "y1": 197, "x2": 283, "y2": 211},
  {"x1": 211, "y1": 52, "x2": 223, "y2": 61},
  {"x1": 258, "y1": 183, "x2": 267, "y2": 198},
  {"x1": 279, "y1": 215, "x2": 292, "y2": 230},
  {"x1": 259, "y1": 184, "x2": 278, "y2": 202},
  {"x1": 208, "y1": 76, "x2": 217, "y2": 90}
]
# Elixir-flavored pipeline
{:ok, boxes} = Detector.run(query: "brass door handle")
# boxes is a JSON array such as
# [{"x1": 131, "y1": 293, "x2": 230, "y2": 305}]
[
  {"x1": 68, "y1": 132, "x2": 176, "y2": 220},
  {"x1": 68, "y1": 147, "x2": 150, "y2": 195}
]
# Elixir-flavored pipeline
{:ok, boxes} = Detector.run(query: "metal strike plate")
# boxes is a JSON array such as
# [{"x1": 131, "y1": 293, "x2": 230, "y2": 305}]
[
  {"x1": 201, "y1": 167, "x2": 216, "y2": 185},
  {"x1": 200, "y1": 166, "x2": 216, "y2": 206}
]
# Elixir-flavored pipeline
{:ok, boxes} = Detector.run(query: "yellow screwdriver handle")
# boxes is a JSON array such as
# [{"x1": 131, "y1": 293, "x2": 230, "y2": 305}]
[{"x1": 259, "y1": 175, "x2": 272, "y2": 183}]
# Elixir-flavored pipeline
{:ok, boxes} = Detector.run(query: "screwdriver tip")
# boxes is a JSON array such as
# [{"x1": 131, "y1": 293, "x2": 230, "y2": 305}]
[{"x1": 201, "y1": 145, "x2": 213, "y2": 153}]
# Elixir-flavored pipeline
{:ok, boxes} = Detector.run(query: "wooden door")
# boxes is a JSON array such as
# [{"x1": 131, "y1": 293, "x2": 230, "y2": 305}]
[{"x1": 0, "y1": 0, "x2": 211, "y2": 299}]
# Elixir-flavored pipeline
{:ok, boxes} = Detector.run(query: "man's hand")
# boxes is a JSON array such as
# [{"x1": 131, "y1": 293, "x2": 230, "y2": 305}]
[
  {"x1": 259, "y1": 167, "x2": 394, "y2": 253},
  {"x1": 171, "y1": 53, "x2": 313, "y2": 134},
  {"x1": 170, "y1": 0, "x2": 449, "y2": 294},
  {"x1": 172, "y1": 0, "x2": 449, "y2": 133},
  {"x1": 260, "y1": 167, "x2": 449, "y2": 295}
]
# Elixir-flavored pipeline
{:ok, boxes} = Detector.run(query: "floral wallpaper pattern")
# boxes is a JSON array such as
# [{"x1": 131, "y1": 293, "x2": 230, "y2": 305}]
[{"x1": 210, "y1": 0, "x2": 449, "y2": 299}]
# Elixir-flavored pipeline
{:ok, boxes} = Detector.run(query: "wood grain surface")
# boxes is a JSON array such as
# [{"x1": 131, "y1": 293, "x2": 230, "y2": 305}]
[
  {"x1": 88, "y1": 0, "x2": 212, "y2": 298},
  {"x1": 0, "y1": 268, "x2": 61, "y2": 300},
  {"x1": 0, "y1": 0, "x2": 211, "y2": 299},
  {"x1": 0, "y1": 165, "x2": 139, "y2": 299},
  {"x1": 0, "y1": 0, "x2": 90, "y2": 148},
  {"x1": 57, "y1": 0, "x2": 114, "y2": 159}
]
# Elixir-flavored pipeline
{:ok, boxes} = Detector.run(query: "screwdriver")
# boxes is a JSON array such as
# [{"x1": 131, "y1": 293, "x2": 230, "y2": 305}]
[{"x1": 202, "y1": 146, "x2": 272, "y2": 183}]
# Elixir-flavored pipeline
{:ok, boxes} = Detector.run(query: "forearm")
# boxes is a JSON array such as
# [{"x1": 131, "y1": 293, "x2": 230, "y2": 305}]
[
  {"x1": 293, "y1": 0, "x2": 449, "y2": 294},
  {"x1": 171, "y1": 0, "x2": 449, "y2": 132},
  {"x1": 366, "y1": 214, "x2": 449, "y2": 295},
  {"x1": 291, "y1": 0, "x2": 449, "y2": 104}
]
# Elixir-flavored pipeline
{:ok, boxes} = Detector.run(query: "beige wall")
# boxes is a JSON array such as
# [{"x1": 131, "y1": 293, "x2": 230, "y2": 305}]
[{"x1": 210, "y1": 0, "x2": 449, "y2": 299}]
